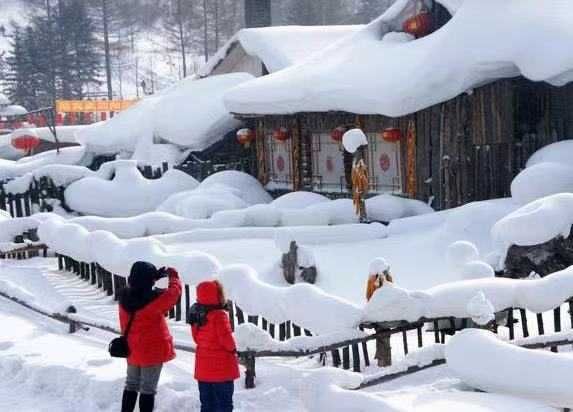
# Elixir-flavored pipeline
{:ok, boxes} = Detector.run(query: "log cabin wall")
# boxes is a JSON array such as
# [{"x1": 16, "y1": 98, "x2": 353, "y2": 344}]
[{"x1": 252, "y1": 79, "x2": 573, "y2": 209}]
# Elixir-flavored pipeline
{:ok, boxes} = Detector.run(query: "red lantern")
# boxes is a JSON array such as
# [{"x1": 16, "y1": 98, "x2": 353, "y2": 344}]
[
  {"x1": 403, "y1": 11, "x2": 433, "y2": 38},
  {"x1": 236, "y1": 128, "x2": 255, "y2": 146},
  {"x1": 330, "y1": 126, "x2": 346, "y2": 142},
  {"x1": 381, "y1": 128, "x2": 402, "y2": 143},
  {"x1": 11, "y1": 133, "x2": 41, "y2": 152},
  {"x1": 273, "y1": 127, "x2": 290, "y2": 142}
]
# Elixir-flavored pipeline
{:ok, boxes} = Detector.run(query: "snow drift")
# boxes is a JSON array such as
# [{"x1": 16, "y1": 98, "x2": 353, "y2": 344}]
[{"x1": 447, "y1": 329, "x2": 573, "y2": 408}]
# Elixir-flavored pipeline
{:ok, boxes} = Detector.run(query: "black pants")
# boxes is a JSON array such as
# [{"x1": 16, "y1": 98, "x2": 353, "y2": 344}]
[{"x1": 198, "y1": 381, "x2": 234, "y2": 412}]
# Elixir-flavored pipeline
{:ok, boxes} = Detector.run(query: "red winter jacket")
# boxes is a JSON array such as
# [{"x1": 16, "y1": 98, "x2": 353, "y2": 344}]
[
  {"x1": 192, "y1": 281, "x2": 240, "y2": 382},
  {"x1": 119, "y1": 271, "x2": 182, "y2": 367}
]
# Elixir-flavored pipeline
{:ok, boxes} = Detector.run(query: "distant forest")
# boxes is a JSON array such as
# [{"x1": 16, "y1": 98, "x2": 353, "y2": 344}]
[{"x1": 1, "y1": 0, "x2": 395, "y2": 108}]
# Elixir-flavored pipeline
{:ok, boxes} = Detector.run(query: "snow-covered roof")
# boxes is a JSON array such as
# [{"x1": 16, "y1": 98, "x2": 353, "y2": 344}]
[
  {"x1": 199, "y1": 25, "x2": 362, "y2": 77},
  {"x1": 76, "y1": 73, "x2": 254, "y2": 154},
  {"x1": 225, "y1": 0, "x2": 573, "y2": 117},
  {"x1": 0, "y1": 105, "x2": 27, "y2": 117}
]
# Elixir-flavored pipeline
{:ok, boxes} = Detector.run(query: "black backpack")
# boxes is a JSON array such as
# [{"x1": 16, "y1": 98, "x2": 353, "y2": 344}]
[{"x1": 187, "y1": 303, "x2": 209, "y2": 327}]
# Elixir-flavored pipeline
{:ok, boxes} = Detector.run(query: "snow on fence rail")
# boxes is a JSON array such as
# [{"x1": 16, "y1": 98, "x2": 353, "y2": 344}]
[{"x1": 34, "y1": 251, "x2": 573, "y2": 390}]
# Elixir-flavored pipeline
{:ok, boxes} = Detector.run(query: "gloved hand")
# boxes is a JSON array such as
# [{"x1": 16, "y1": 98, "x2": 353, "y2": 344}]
[{"x1": 157, "y1": 267, "x2": 178, "y2": 279}]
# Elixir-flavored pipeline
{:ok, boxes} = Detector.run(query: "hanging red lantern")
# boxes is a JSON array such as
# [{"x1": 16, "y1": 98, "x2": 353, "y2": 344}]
[
  {"x1": 236, "y1": 128, "x2": 255, "y2": 146},
  {"x1": 330, "y1": 126, "x2": 346, "y2": 142},
  {"x1": 381, "y1": 128, "x2": 402, "y2": 143},
  {"x1": 403, "y1": 11, "x2": 433, "y2": 38},
  {"x1": 273, "y1": 127, "x2": 290, "y2": 142},
  {"x1": 11, "y1": 131, "x2": 41, "y2": 152},
  {"x1": 67, "y1": 112, "x2": 77, "y2": 125}
]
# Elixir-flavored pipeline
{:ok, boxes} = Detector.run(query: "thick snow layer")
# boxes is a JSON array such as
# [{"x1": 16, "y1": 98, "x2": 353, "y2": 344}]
[
  {"x1": 234, "y1": 323, "x2": 366, "y2": 352},
  {"x1": 363, "y1": 264, "x2": 573, "y2": 323},
  {"x1": 38, "y1": 219, "x2": 220, "y2": 284},
  {"x1": 0, "y1": 261, "x2": 73, "y2": 314},
  {"x1": 492, "y1": 193, "x2": 573, "y2": 250},
  {"x1": 300, "y1": 368, "x2": 401, "y2": 412},
  {"x1": 342, "y1": 128, "x2": 368, "y2": 153},
  {"x1": 200, "y1": 171, "x2": 273, "y2": 205},
  {"x1": 65, "y1": 161, "x2": 199, "y2": 217},
  {"x1": 270, "y1": 191, "x2": 330, "y2": 210},
  {"x1": 218, "y1": 265, "x2": 363, "y2": 334},
  {"x1": 200, "y1": 25, "x2": 362, "y2": 77},
  {"x1": 225, "y1": 0, "x2": 573, "y2": 117},
  {"x1": 77, "y1": 74, "x2": 253, "y2": 155},
  {"x1": 512, "y1": 141, "x2": 573, "y2": 204},
  {"x1": 366, "y1": 195, "x2": 433, "y2": 222},
  {"x1": 0, "y1": 146, "x2": 90, "y2": 180},
  {"x1": 446, "y1": 329, "x2": 573, "y2": 408},
  {"x1": 157, "y1": 187, "x2": 249, "y2": 219}
]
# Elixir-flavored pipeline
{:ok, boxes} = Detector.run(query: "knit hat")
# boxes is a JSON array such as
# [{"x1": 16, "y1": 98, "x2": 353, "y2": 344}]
[
  {"x1": 128, "y1": 261, "x2": 158, "y2": 291},
  {"x1": 369, "y1": 258, "x2": 390, "y2": 275}
]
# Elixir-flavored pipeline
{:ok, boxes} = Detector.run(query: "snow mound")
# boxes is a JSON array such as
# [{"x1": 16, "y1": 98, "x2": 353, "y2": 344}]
[
  {"x1": 446, "y1": 329, "x2": 573, "y2": 408},
  {"x1": 369, "y1": 257, "x2": 390, "y2": 274},
  {"x1": 300, "y1": 368, "x2": 400, "y2": 412},
  {"x1": 492, "y1": 193, "x2": 573, "y2": 250},
  {"x1": 225, "y1": 0, "x2": 573, "y2": 117},
  {"x1": 158, "y1": 187, "x2": 248, "y2": 219},
  {"x1": 366, "y1": 194, "x2": 433, "y2": 222},
  {"x1": 0, "y1": 147, "x2": 90, "y2": 180},
  {"x1": 511, "y1": 140, "x2": 573, "y2": 204},
  {"x1": 65, "y1": 161, "x2": 199, "y2": 217},
  {"x1": 466, "y1": 291, "x2": 495, "y2": 325},
  {"x1": 447, "y1": 241, "x2": 494, "y2": 280},
  {"x1": 200, "y1": 171, "x2": 272, "y2": 205},
  {"x1": 271, "y1": 191, "x2": 330, "y2": 210},
  {"x1": 342, "y1": 128, "x2": 368, "y2": 153}
]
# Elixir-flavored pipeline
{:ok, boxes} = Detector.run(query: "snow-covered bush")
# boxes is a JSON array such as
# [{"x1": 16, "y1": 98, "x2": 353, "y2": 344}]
[{"x1": 65, "y1": 161, "x2": 198, "y2": 217}]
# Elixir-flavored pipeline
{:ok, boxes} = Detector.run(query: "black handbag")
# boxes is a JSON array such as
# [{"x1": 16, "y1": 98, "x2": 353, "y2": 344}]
[{"x1": 109, "y1": 311, "x2": 136, "y2": 358}]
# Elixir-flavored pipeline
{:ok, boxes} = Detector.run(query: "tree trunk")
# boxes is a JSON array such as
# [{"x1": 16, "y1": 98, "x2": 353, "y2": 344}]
[
  {"x1": 202, "y1": 0, "x2": 209, "y2": 62},
  {"x1": 102, "y1": 0, "x2": 113, "y2": 105},
  {"x1": 176, "y1": 0, "x2": 187, "y2": 78}
]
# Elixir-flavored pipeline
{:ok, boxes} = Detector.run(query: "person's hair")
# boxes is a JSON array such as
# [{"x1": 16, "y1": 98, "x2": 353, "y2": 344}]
[{"x1": 214, "y1": 280, "x2": 226, "y2": 306}]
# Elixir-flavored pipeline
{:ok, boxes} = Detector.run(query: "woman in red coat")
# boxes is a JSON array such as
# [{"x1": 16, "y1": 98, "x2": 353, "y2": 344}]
[
  {"x1": 119, "y1": 261, "x2": 182, "y2": 412},
  {"x1": 191, "y1": 280, "x2": 240, "y2": 412}
]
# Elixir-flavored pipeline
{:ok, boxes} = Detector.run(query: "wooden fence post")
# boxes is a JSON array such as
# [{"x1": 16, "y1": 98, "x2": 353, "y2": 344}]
[{"x1": 245, "y1": 354, "x2": 256, "y2": 389}]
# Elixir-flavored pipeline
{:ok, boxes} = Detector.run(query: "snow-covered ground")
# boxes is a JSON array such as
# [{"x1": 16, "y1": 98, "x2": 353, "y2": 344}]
[{"x1": 0, "y1": 258, "x2": 560, "y2": 411}]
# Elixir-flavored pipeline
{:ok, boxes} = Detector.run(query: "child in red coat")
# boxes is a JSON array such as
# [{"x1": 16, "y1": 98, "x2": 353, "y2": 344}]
[
  {"x1": 191, "y1": 280, "x2": 240, "y2": 412},
  {"x1": 119, "y1": 262, "x2": 182, "y2": 412}
]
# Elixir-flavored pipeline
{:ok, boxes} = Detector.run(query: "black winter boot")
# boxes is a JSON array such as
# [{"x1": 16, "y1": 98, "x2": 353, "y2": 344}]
[
  {"x1": 121, "y1": 390, "x2": 138, "y2": 412},
  {"x1": 139, "y1": 394, "x2": 155, "y2": 412}
]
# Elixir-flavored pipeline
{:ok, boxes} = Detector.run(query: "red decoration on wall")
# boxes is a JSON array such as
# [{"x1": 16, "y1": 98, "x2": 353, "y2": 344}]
[
  {"x1": 403, "y1": 11, "x2": 433, "y2": 38},
  {"x1": 381, "y1": 128, "x2": 402, "y2": 143},
  {"x1": 276, "y1": 155, "x2": 286, "y2": 172},
  {"x1": 379, "y1": 153, "x2": 391, "y2": 172},
  {"x1": 11, "y1": 134, "x2": 41, "y2": 152},
  {"x1": 326, "y1": 156, "x2": 334, "y2": 173},
  {"x1": 100, "y1": 112, "x2": 107, "y2": 121},
  {"x1": 237, "y1": 128, "x2": 255, "y2": 145},
  {"x1": 273, "y1": 127, "x2": 290, "y2": 142},
  {"x1": 330, "y1": 126, "x2": 346, "y2": 142}
]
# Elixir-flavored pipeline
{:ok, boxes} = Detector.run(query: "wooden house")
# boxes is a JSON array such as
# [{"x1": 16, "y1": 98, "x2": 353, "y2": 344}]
[{"x1": 224, "y1": 0, "x2": 573, "y2": 209}]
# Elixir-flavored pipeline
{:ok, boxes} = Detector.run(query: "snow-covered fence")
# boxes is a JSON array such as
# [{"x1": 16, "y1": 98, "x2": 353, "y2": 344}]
[{"x1": 0, "y1": 176, "x2": 68, "y2": 217}]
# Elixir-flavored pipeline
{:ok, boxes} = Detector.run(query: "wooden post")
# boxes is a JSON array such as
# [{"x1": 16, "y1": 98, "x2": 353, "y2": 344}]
[
  {"x1": 402, "y1": 330, "x2": 409, "y2": 355},
  {"x1": 331, "y1": 349, "x2": 341, "y2": 368},
  {"x1": 507, "y1": 309, "x2": 515, "y2": 340},
  {"x1": 537, "y1": 313, "x2": 545, "y2": 336},
  {"x1": 417, "y1": 326, "x2": 423, "y2": 348},
  {"x1": 519, "y1": 309, "x2": 529, "y2": 338},
  {"x1": 175, "y1": 297, "x2": 182, "y2": 322},
  {"x1": 282, "y1": 241, "x2": 297, "y2": 285},
  {"x1": 342, "y1": 346, "x2": 350, "y2": 370},
  {"x1": 185, "y1": 285, "x2": 191, "y2": 324},
  {"x1": 374, "y1": 327, "x2": 392, "y2": 367},
  {"x1": 352, "y1": 343, "x2": 361, "y2": 372},
  {"x1": 245, "y1": 354, "x2": 256, "y2": 389}
]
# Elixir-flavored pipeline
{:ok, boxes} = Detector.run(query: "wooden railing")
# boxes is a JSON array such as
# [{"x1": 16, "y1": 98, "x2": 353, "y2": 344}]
[{"x1": 5, "y1": 251, "x2": 573, "y2": 391}]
